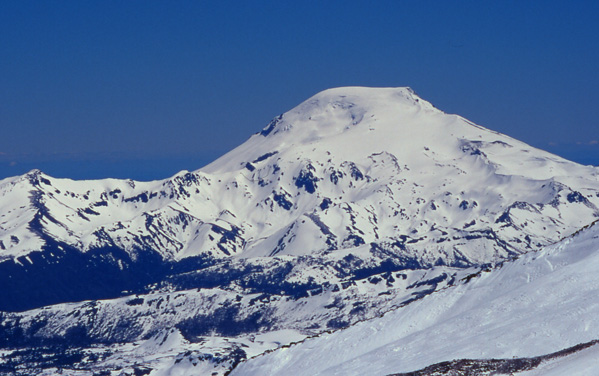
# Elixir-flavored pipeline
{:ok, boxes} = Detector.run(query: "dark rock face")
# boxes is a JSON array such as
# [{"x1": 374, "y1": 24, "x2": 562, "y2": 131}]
[
  {"x1": 273, "y1": 192, "x2": 293, "y2": 210},
  {"x1": 294, "y1": 165, "x2": 319, "y2": 194},
  {"x1": 260, "y1": 115, "x2": 283, "y2": 136}
]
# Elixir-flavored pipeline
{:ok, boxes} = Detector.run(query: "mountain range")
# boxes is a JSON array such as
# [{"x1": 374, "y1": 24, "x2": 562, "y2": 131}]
[{"x1": 1, "y1": 87, "x2": 598, "y2": 375}]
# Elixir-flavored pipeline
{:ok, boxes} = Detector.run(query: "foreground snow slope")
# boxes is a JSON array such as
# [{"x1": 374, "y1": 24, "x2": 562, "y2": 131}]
[{"x1": 233, "y1": 221, "x2": 599, "y2": 376}]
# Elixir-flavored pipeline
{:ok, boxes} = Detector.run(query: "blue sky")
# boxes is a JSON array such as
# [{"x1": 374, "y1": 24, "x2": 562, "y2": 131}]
[{"x1": 1, "y1": 1, "x2": 598, "y2": 180}]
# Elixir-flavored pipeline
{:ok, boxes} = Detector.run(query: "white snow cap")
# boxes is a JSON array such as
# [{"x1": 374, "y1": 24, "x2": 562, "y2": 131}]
[{"x1": 259, "y1": 86, "x2": 438, "y2": 137}]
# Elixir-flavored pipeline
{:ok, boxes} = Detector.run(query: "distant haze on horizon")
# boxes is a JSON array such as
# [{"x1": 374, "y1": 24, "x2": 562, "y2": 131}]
[{"x1": 1, "y1": 1, "x2": 598, "y2": 181}]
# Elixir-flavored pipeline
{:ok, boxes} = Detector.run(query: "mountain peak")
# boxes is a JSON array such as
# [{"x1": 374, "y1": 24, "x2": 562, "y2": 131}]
[
  {"x1": 203, "y1": 87, "x2": 448, "y2": 174},
  {"x1": 257, "y1": 86, "x2": 438, "y2": 137},
  {"x1": 306, "y1": 86, "x2": 418, "y2": 100},
  {"x1": 302, "y1": 86, "x2": 436, "y2": 110},
  {"x1": 308, "y1": 85, "x2": 416, "y2": 98}
]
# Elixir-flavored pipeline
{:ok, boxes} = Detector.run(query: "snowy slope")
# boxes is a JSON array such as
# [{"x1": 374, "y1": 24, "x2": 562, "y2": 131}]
[{"x1": 233, "y1": 221, "x2": 599, "y2": 376}]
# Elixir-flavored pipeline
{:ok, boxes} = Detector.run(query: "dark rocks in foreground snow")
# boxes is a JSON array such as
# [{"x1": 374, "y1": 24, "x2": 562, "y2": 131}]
[{"x1": 388, "y1": 339, "x2": 599, "y2": 376}]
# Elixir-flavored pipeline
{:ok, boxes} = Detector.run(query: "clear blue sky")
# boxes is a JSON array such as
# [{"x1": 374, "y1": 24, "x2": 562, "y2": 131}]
[{"x1": 1, "y1": 1, "x2": 598, "y2": 180}]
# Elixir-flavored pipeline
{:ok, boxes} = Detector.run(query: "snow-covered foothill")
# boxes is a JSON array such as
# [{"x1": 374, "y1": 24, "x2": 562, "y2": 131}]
[{"x1": 233, "y1": 221, "x2": 599, "y2": 375}]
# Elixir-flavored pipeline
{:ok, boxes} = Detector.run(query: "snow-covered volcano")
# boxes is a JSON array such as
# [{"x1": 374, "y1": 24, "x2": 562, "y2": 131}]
[
  {"x1": 2, "y1": 88, "x2": 598, "y2": 273},
  {"x1": 1, "y1": 87, "x2": 599, "y2": 375},
  {"x1": 2, "y1": 87, "x2": 598, "y2": 264}
]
